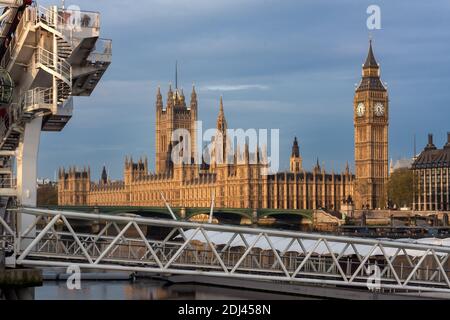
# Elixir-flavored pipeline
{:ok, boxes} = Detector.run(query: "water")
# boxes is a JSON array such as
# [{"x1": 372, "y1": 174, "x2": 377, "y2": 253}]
[{"x1": 35, "y1": 279, "x2": 312, "y2": 300}]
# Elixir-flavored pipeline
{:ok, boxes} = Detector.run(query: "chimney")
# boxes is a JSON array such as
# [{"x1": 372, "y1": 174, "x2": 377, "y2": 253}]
[
  {"x1": 425, "y1": 133, "x2": 437, "y2": 150},
  {"x1": 445, "y1": 132, "x2": 450, "y2": 149}
]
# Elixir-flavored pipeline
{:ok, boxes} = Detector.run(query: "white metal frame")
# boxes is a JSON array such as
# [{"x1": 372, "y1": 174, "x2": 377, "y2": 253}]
[{"x1": 9, "y1": 207, "x2": 450, "y2": 294}]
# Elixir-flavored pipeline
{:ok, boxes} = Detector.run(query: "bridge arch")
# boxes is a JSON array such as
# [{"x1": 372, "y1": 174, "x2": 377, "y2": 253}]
[
  {"x1": 186, "y1": 209, "x2": 253, "y2": 225},
  {"x1": 257, "y1": 209, "x2": 313, "y2": 220}
]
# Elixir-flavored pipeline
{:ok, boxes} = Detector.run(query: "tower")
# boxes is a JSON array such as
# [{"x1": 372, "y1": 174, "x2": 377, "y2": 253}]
[
  {"x1": 289, "y1": 137, "x2": 302, "y2": 173},
  {"x1": 354, "y1": 40, "x2": 389, "y2": 209},
  {"x1": 155, "y1": 66, "x2": 198, "y2": 173}
]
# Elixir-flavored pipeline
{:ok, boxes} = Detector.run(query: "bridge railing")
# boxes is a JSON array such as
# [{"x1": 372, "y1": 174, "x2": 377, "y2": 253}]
[{"x1": 14, "y1": 207, "x2": 450, "y2": 294}]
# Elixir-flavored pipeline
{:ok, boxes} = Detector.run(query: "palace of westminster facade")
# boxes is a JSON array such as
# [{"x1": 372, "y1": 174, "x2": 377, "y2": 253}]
[{"x1": 58, "y1": 41, "x2": 390, "y2": 211}]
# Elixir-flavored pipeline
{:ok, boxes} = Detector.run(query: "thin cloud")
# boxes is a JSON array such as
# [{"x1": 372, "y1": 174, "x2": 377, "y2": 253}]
[{"x1": 201, "y1": 84, "x2": 269, "y2": 92}]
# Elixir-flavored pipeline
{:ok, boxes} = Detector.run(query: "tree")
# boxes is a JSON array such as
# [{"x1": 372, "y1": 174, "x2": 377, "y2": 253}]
[{"x1": 388, "y1": 168, "x2": 416, "y2": 208}]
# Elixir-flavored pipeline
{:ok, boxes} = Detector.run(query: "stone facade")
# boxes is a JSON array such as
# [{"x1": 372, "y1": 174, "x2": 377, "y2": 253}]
[
  {"x1": 58, "y1": 86, "x2": 355, "y2": 210},
  {"x1": 412, "y1": 133, "x2": 450, "y2": 211},
  {"x1": 57, "y1": 41, "x2": 404, "y2": 210}
]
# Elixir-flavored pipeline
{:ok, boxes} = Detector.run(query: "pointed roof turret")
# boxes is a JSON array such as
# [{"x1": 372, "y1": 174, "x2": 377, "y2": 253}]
[
  {"x1": 363, "y1": 39, "x2": 378, "y2": 69},
  {"x1": 357, "y1": 39, "x2": 386, "y2": 92},
  {"x1": 190, "y1": 84, "x2": 197, "y2": 110},
  {"x1": 216, "y1": 96, "x2": 227, "y2": 132},
  {"x1": 314, "y1": 157, "x2": 321, "y2": 173},
  {"x1": 175, "y1": 60, "x2": 178, "y2": 89},
  {"x1": 156, "y1": 86, "x2": 163, "y2": 109},
  {"x1": 101, "y1": 165, "x2": 108, "y2": 184},
  {"x1": 244, "y1": 142, "x2": 250, "y2": 163},
  {"x1": 291, "y1": 137, "x2": 300, "y2": 158}
]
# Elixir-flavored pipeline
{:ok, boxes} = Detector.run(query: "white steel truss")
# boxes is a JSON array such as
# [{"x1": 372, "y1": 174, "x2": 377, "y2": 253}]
[{"x1": 3, "y1": 207, "x2": 450, "y2": 294}]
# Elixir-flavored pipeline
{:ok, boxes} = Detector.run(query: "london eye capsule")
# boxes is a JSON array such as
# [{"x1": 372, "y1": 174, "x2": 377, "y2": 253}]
[{"x1": 0, "y1": 69, "x2": 13, "y2": 105}]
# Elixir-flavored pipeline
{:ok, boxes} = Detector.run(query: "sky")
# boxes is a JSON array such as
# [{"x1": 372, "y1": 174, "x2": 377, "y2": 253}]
[{"x1": 37, "y1": 0, "x2": 450, "y2": 181}]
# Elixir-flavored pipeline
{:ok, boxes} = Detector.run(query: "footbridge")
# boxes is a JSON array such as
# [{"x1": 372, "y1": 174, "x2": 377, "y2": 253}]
[
  {"x1": 1, "y1": 1, "x2": 450, "y2": 299},
  {"x1": 3, "y1": 206, "x2": 450, "y2": 296},
  {"x1": 44, "y1": 205, "x2": 314, "y2": 224}
]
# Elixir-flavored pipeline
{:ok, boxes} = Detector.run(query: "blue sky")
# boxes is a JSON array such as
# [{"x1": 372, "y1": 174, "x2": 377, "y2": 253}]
[{"x1": 38, "y1": 0, "x2": 450, "y2": 180}]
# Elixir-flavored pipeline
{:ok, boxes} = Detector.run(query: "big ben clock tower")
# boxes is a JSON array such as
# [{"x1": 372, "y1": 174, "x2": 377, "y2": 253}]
[{"x1": 354, "y1": 40, "x2": 389, "y2": 210}]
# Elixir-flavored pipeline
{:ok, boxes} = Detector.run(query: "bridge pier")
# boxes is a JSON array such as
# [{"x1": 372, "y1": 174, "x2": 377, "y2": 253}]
[
  {"x1": 180, "y1": 207, "x2": 186, "y2": 220},
  {"x1": 16, "y1": 117, "x2": 43, "y2": 250},
  {"x1": 0, "y1": 268, "x2": 42, "y2": 300},
  {"x1": 252, "y1": 209, "x2": 258, "y2": 225}
]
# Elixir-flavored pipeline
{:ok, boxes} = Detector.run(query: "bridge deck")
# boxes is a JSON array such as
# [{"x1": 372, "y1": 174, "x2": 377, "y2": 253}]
[{"x1": 1, "y1": 207, "x2": 450, "y2": 295}]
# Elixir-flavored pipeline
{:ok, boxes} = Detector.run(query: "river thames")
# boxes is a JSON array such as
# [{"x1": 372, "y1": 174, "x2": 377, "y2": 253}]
[{"x1": 35, "y1": 279, "x2": 314, "y2": 300}]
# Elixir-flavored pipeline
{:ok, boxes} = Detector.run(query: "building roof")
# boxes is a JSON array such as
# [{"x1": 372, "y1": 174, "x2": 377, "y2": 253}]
[
  {"x1": 356, "y1": 77, "x2": 386, "y2": 92},
  {"x1": 412, "y1": 134, "x2": 450, "y2": 169},
  {"x1": 363, "y1": 40, "x2": 379, "y2": 68},
  {"x1": 356, "y1": 40, "x2": 386, "y2": 92}
]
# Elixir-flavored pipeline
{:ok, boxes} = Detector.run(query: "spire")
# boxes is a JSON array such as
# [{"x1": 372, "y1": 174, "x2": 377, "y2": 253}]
[
  {"x1": 291, "y1": 137, "x2": 300, "y2": 158},
  {"x1": 216, "y1": 96, "x2": 227, "y2": 132},
  {"x1": 256, "y1": 145, "x2": 260, "y2": 163},
  {"x1": 167, "y1": 83, "x2": 174, "y2": 108},
  {"x1": 101, "y1": 165, "x2": 108, "y2": 184},
  {"x1": 156, "y1": 86, "x2": 163, "y2": 109},
  {"x1": 357, "y1": 39, "x2": 385, "y2": 91},
  {"x1": 314, "y1": 157, "x2": 321, "y2": 173},
  {"x1": 244, "y1": 142, "x2": 250, "y2": 163},
  {"x1": 190, "y1": 84, "x2": 197, "y2": 110},
  {"x1": 175, "y1": 60, "x2": 178, "y2": 90},
  {"x1": 363, "y1": 39, "x2": 378, "y2": 69}
]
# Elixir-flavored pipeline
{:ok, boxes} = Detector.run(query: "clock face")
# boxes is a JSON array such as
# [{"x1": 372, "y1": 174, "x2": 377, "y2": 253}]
[
  {"x1": 356, "y1": 103, "x2": 365, "y2": 117},
  {"x1": 375, "y1": 103, "x2": 385, "y2": 116}
]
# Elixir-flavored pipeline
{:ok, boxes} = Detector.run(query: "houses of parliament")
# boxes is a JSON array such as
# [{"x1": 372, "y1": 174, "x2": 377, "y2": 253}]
[{"x1": 58, "y1": 40, "x2": 389, "y2": 211}]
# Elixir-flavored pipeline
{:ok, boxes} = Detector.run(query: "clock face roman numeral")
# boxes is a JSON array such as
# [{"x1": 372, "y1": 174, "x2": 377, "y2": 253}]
[{"x1": 374, "y1": 103, "x2": 384, "y2": 116}]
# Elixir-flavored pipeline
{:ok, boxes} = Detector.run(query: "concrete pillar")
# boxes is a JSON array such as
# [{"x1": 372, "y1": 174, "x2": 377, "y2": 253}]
[
  {"x1": 180, "y1": 207, "x2": 186, "y2": 220},
  {"x1": 252, "y1": 209, "x2": 258, "y2": 225},
  {"x1": 16, "y1": 117, "x2": 43, "y2": 251}
]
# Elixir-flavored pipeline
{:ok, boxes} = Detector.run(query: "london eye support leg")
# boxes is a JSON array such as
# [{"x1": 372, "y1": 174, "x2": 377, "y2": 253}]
[{"x1": 16, "y1": 116, "x2": 43, "y2": 250}]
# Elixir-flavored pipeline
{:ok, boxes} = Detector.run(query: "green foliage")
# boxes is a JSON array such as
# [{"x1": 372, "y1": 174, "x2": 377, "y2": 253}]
[{"x1": 388, "y1": 168, "x2": 416, "y2": 208}]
